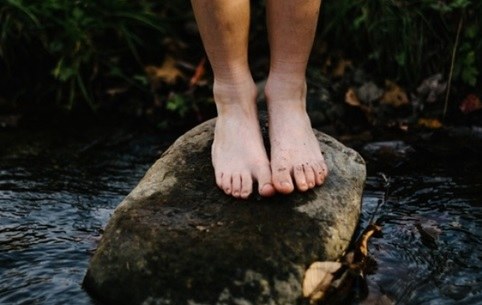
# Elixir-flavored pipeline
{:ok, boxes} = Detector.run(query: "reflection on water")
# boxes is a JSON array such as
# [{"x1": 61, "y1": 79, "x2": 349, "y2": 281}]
[{"x1": 1, "y1": 127, "x2": 481, "y2": 304}]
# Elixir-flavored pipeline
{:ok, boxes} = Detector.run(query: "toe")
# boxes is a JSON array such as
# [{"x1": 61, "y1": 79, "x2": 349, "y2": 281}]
[
  {"x1": 255, "y1": 165, "x2": 275, "y2": 197},
  {"x1": 240, "y1": 171, "x2": 253, "y2": 199},
  {"x1": 215, "y1": 171, "x2": 223, "y2": 189},
  {"x1": 272, "y1": 165, "x2": 294, "y2": 194},
  {"x1": 294, "y1": 164, "x2": 309, "y2": 192},
  {"x1": 231, "y1": 174, "x2": 242, "y2": 198},
  {"x1": 303, "y1": 164, "x2": 316, "y2": 189},
  {"x1": 222, "y1": 174, "x2": 232, "y2": 195},
  {"x1": 320, "y1": 160, "x2": 328, "y2": 179},
  {"x1": 313, "y1": 162, "x2": 324, "y2": 185}
]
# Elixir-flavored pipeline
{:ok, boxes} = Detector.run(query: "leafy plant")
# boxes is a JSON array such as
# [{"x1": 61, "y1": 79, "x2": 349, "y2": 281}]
[
  {"x1": 319, "y1": 0, "x2": 481, "y2": 88},
  {"x1": 0, "y1": 0, "x2": 192, "y2": 113}
]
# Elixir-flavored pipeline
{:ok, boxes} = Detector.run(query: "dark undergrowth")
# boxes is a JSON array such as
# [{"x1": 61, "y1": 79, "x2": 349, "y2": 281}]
[{"x1": 0, "y1": 0, "x2": 481, "y2": 129}]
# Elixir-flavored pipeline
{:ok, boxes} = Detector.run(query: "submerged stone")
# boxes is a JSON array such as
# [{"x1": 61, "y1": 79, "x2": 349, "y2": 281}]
[{"x1": 83, "y1": 117, "x2": 366, "y2": 305}]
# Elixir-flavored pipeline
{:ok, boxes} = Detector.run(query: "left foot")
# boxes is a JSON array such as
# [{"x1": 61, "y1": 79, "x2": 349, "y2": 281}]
[{"x1": 265, "y1": 77, "x2": 328, "y2": 194}]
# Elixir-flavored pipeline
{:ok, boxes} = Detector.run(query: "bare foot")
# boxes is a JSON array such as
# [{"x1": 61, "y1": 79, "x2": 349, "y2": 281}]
[
  {"x1": 212, "y1": 79, "x2": 275, "y2": 198},
  {"x1": 265, "y1": 77, "x2": 328, "y2": 194}
]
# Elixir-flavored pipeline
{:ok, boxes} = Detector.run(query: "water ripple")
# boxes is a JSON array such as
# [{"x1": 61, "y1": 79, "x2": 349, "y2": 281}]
[{"x1": 1, "y1": 128, "x2": 481, "y2": 305}]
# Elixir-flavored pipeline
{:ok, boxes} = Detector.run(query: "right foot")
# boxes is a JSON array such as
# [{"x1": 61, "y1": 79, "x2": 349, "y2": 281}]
[
  {"x1": 265, "y1": 77, "x2": 328, "y2": 194},
  {"x1": 212, "y1": 79, "x2": 275, "y2": 199}
]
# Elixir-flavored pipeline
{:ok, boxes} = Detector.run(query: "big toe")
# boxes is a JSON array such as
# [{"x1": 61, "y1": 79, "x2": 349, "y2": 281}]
[
  {"x1": 272, "y1": 165, "x2": 294, "y2": 194},
  {"x1": 255, "y1": 165, "x2": 275, "y2": 197}
]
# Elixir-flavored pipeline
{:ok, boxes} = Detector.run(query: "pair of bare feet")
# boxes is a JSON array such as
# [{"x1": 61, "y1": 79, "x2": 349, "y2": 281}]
[{"x1": 211, "y1": 76, "x2": 328, "y2": 199}]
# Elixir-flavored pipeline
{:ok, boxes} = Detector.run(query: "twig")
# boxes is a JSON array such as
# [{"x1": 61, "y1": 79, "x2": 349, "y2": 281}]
[
  {"x1": 443, "y1": 13, "x2": 464, "y2": 119},
  {"x1": 367, "y1": 173, "x2": 390, "y2": 225}
]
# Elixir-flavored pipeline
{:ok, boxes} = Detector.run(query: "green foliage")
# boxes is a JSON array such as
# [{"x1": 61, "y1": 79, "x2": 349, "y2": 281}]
[
  {"x1": 0, "y1": 0, "x2": 192, "y2": 112},
  {"x1": 1, "y1": 0, "x2": 480, "y2": 120},
  {"x1": 319, "y1": 0, "x2": 481, "y2": 88},
  {"x1": 166, "y1": 93, "x2": 190, "y2": 118}
]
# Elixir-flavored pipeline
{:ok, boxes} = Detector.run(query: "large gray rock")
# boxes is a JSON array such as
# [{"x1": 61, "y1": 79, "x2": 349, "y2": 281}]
[{"x1": 83, "y1": 117, "x2": 366, "y2": 305}]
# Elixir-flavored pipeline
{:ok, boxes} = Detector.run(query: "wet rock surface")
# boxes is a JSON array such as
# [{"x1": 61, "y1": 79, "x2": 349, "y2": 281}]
[{"x1": 83, "y1": 117, "x2": 366, "y2": 305}]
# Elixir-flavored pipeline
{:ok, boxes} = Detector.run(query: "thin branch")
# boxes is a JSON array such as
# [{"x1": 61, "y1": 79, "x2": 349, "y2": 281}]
[
  {"x1": 443, "y1": 12, "x2": 464, "y2": 119},
  {"x1": 367, "y1": 173, "x2": 390, "y2": 225}
]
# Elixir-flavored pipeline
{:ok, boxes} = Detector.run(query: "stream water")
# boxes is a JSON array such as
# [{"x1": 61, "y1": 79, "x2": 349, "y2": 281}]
[{"x1": 1, "y1": 124, "x2": 481, "y2": 305}]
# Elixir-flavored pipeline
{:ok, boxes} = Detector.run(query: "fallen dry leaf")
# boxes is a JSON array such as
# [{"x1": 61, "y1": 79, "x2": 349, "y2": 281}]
[
  {"x1": 381, "y1": 80, "x2": 409, "y2": 107},
  {"x1": 460, "y1": 94, "x2": 482, "y2": 114},
  {"x1": 345, "y1": 87, "x2": 361, "y2": 106},
  {"x1": 303, "y1": 261, "x2": 342, "y2": 302},
  {"x1": 345, "y1": 87, "x2": 374, "y2": 123},
  {"x1": 332, "y1": 59, "x2": 353, "y2": 78},
  {"x1": 354, "y1": 224, "x2": 382, "y2": 260},
  {"x1": 303, "y1": 224, "x2": 382, "y2": 304},
  {"x1": 417, "y1": 118, "x2": 443, "y2": 129},
  {"x1": 189, "y1": 57, "x2": 206, "y2": 88},
  {"x1": 321, "y1": 56, "x2": 352, "y2": 78},
  {"x1": 145, "y1": 56, "x2": 184, "y2": 86}
]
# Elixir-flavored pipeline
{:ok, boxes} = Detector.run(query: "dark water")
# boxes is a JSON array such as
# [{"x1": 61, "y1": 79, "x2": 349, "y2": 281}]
[
  {"x1": 1, "y1": 126, "x2": 481, "y2": 305},
  {"x1": 356, "y1": 132, "x2": 482, "y2": 305}
]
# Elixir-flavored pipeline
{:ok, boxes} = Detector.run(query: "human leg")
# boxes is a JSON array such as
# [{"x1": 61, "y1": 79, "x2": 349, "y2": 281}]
[
  {"x1": 191, "y1": 0, "x2": 275, "y2": 198},
  {"x1": 264, "y1": 0, "x2": 328, "y2": 194}
]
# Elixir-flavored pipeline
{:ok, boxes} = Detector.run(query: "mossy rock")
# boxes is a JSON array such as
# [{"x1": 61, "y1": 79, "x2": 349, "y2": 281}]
[{"x1": 83, "y1": 117, "x2": 366, "y2": 305}]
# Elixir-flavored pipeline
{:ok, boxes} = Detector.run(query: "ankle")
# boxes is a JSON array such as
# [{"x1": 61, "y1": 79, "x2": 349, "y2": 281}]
[
  {"x1": 265, "y1": 76, "x2": 307, "y2": 109},
  {"x1": 213, "y1": 78, "x2": 258, "y2": 115}
]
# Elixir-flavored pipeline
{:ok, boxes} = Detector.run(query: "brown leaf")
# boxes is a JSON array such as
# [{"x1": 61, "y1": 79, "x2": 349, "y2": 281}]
[
  {"x1": 145, "y1": 56, "x2": 184, "y2": 86},
  {"x1": 460, "y1": 94, "x2": 482, "y2": 114},
  {"x1": 303, "y1": 261, "x2": 343, "y2": 302},
  {"x1": 354, "y1": 224, "x2": 382, "y2": 262},
  {"x1": 321, "y1": 56, "x2": 352, "y2": 78},
  {"x1": 417, "y1": 118, "x2": 443, "y2": 129},
  {"x1": 345, "y1": 87, "x2": 361, "y2": 106},
  {"x1": 381, "y1": 80, "x2": 409, "y2": 107},
  {"x1": 332, "y1": 59, "x2": 352, "y2": 78},
  {"x1": 345, "y1": 87, "x2": 375, "y2": 123},
  {"x1": 189, "y1": 57, "x2": 206, "y2": 88},
  {"x1": 302, "y1": 224, "x2": 383, "y2": 304}
]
